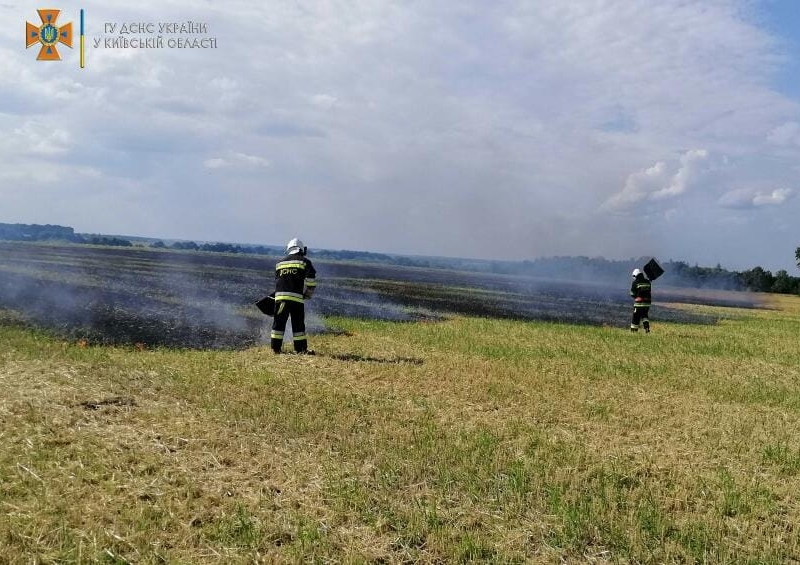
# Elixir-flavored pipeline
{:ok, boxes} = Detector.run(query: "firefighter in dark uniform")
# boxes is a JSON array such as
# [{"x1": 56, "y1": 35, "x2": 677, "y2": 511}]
[
  {"x1": 271, "y1": 238, "x2": 317, "y2": 353},
  {"x1": 630, "y1": 268, "x2": 651, "y2": 333}
]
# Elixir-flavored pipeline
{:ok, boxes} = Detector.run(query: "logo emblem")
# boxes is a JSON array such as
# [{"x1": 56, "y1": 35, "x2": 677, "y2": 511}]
[{"x1": 26, "y1": 9, "x2": 73, "y2": 60}]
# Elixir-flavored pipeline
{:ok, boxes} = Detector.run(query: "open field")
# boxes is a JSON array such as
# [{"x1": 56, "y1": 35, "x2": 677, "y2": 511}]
[
  {"x1": 0, "y1": 242, "x2": 762, "y2": 349},
  {"x1": 1, "y1": 291, "x2": 799, "y2": 562}
]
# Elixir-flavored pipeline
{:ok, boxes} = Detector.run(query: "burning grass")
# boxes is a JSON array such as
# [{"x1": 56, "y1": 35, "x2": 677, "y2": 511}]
[
  {"x1": 0, "y1": 242, "x2": 764, "y2": 351},
  {"x1": 1, "y1": 296, "x2": 800, "y2": 562}
]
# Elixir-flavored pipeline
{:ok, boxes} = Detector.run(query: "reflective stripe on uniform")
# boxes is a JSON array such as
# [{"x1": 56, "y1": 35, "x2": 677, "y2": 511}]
[
  {"x1": 634, "y1": 303, "x2": 651, "y2": 308},
  {"x1": 305, "y1": 278, "x2": 317, "y2": 287},
  {"x1": 276, "y1": 260, "x2": 306, "y2": 270},
  {"x1": 293, "y1": 333, "x2": 306, "y2": 341},
  {"x1": 275, "y1": 291, "x2": 304, "y2": 302},
  {"x1": 270, "y1": 331, "x2": 284, "y2": 339}
]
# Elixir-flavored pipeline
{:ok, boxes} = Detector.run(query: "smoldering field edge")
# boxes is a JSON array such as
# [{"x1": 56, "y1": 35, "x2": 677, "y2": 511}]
[{"x1": 0, "y1": 241, "x2": 763, "y2": 348}]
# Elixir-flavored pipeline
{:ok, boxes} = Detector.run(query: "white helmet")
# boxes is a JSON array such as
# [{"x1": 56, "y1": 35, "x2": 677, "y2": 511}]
[
  {"x1": 632, "y1": 268, "x2": 641, "y2": 278},
  {"x1": 286, "y1": 238, "x2": 306, "y2": 255}
]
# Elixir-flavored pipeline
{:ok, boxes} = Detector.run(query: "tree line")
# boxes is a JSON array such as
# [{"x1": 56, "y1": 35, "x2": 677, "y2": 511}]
[
  {"x1": 0, "y1": 223, "x2": 132, "y2": 247},
  {"x1": 152, "y1": 239, "x2": 394, "y2": 262},
  {"x1": 144, "y1": 242, "x2": 800, "y2": 295},
  {"x1": 1, "y1": 222, "x2": 798, "y2": 295}
]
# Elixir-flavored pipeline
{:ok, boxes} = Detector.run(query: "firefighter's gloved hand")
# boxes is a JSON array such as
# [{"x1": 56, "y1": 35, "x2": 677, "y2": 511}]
[{"x1": 303, "y1": 287, "x2": 315, "y2": 300}]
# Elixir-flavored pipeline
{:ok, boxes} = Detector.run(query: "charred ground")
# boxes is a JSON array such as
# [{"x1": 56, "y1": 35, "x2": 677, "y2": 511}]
[{"x1": 0, "y1": 242, "x2": 763, "y2": 349}]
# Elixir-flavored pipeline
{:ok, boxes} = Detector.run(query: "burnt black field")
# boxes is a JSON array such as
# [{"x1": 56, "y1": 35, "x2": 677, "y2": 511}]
[{"x1": 0, "y1": 242, "x2": 764, "y2": 349}]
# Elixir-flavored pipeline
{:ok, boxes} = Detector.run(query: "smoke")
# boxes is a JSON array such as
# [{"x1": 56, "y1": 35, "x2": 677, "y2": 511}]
[
  {"x1": 0, "y1": 243, "x2": 427, "y2": 349},
  {"x1": 0, "y1": 243, "x2": 761, "y2": 349},
  {"x1": 0, "y1": 243, "x2": 264, "y2": 348}
]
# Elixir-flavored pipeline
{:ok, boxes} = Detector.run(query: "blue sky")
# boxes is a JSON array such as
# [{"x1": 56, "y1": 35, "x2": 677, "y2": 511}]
[
  {"x1": 761, "y1": 0, "x2": 800, "y2": 99},
  {"x1": 2, "y1": 0, "x2": 799, "y2": 271}
]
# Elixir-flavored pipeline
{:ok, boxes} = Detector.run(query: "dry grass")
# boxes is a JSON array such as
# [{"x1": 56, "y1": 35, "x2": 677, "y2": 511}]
[{"x1": 1, "y1": 296, "x2": 800, "y2": 563}]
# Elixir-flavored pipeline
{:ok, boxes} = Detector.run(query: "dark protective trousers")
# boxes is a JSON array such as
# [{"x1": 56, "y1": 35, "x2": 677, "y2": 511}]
[
  {"x1": 271, "y1": 300, "x2": 307, "y2": 352},
  {"x1": 631, "y1": 306, "x2": 650, "y2": 332}
]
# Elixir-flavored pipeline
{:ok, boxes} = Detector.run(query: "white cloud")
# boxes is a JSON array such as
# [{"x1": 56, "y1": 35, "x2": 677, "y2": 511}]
[
  {"x1": 719, "y1": 187, "x2": 796, "y2": 209},
  {"x1": 203, "y1": 158, "x2": 226, "y2": 169},
  {"x1": 1, "y1": 0, "x2": 800, "y2": 270},
  {"x1": 309, "y1": 94, "x2": 338, "y2": 109},
  {"x1": 753, "y1": 188, "x2": 794, "y2": 206},
  {"x1": 767, "y1": 121, "x2": 800, "y2": 146},
  {"x1": 602, "y1": 149, "x2": 710, "y2": 213},
  {"x1": 2, "y1": 120, "x2": 73, "y2": 155},
  {"x1": 651, "y1": 149, "x2": 710, "y2": 199},
  {"x1": 204, "y1": 152, "x2": 270, "y2": 170}
]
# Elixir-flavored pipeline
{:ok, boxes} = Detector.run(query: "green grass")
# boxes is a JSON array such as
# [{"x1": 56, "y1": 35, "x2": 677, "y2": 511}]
[{"x1": 1, "y1": 297, "x2": 800, "y2": 562}]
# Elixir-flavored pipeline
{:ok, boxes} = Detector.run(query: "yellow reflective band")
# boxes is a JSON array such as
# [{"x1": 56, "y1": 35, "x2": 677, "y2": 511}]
[
  {"x1": 270, "y1": 332, "x2": 284, "y2": 339},
  {"x1": 276, "y1": 261, "x2": 306, "y2": 270},
  {"x1": 305, "y1": 280, "x2": 317, "y2": 287},
  {"x1": 293, "y1": 335, "x2": 307, "y2": 341},
  {"x1": 274, "y1": 295, "x2": 304, "y2": 303}
]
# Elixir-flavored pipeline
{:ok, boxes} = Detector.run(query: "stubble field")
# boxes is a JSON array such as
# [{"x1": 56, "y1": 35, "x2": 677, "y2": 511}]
[{"x1": 1, "y1": 242, "x2": 798, "y2": 563}]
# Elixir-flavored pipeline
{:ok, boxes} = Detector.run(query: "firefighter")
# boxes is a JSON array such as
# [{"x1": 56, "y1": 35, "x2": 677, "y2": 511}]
[
  {"x1": 630, "y1": 268, "x2": 651, "y2": 333},
  {"x1": 271, "y1": 238, "x2": 317, "y2": 354}
]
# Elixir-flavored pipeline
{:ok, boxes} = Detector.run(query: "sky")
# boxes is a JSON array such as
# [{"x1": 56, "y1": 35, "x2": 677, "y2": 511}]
[{"x1": 2, "y1": 0, "x2": 799, "y2": 272}]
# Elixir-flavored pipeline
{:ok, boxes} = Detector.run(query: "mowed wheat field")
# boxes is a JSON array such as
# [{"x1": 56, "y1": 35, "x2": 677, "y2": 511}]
[{"x1": 1, "y1": 295, "x2": 800, "y2": 563}]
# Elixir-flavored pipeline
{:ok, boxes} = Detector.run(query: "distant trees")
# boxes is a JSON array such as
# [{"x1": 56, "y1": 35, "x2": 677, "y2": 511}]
[
  {"x1": 166, "y1": 241, "x2": 272, "y2": 254},
  {"x1": 169, "y1": 241, "x2": 199, "y2": 251},
  {"x1": 319, "y1": 249, "x2": 394, "y2": 262},
  {"x1": 2, "y1": 222, "x2": 799, "y2": 295},
  {"x1": 199, "y1": 242, "x2": 239, "y2": 253},
  {"x1": 157, "y1": 240, "x2": 397, "y2": 261},
  {"x1": 737, "y1": 266, "x2": 800, "y2": 294},
  {"x1": 737, "y1": 266, "x2": 774, "y2": 292},
  {"x1": 772, "y1": 270, "x2": 796, "y2": 294},
  {"x1": 81, "y1": 235, "x2": 133, "y2": 247},
  {"x1": 661, "y1": 261, "x2": 742, "y2": 290},
  {"x1": 0, "y1": 223, "x2": 130, "y2": 247},
  {"x1": 0, "y1": 222, "x2": 78, "y2": 242}
]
